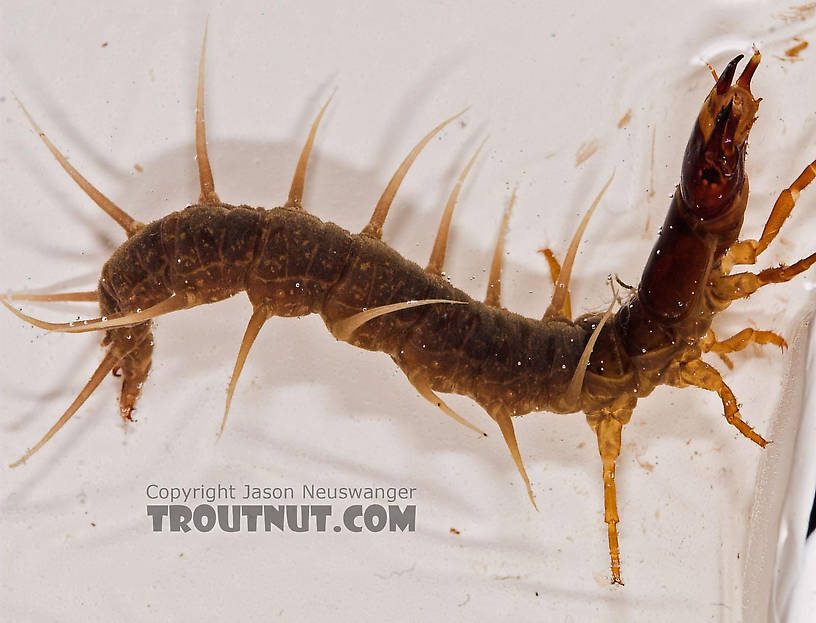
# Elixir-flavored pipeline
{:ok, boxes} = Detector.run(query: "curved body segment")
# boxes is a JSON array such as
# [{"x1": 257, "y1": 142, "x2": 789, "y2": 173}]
[{"x1": 99, "y1": 203, "x2": 594, "y2": 423}]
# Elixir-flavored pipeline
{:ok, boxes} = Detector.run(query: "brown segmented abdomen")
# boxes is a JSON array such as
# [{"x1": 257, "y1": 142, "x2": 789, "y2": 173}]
[
  {"x1": 99, "y1": 197, "x2": 599, "y2": 425},
  {"x1": 321, "y1": 233, "x2": 592, "y2": 415},
  {"x1": 247, "y1": 207, "x2": 353, "y2": 316},
  {"x1": 100, "y1": 204, "x2": 265, "y2": 316},
  {"x1": 399, "y1": 301, "x2": 591, "y2": 416},
  {"x1": 102, "y1": 202, "x2": 597, "y2": 422}
]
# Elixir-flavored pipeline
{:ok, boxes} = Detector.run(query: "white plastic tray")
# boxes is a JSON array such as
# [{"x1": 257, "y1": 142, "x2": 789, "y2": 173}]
[{"x1": 1, "y1": 1, "x2": 815, "y2": 621}]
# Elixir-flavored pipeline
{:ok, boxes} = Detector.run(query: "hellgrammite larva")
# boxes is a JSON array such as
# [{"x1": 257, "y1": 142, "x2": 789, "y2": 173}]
[{"x1": 4, "y1": 36, "x2": 816, "y2": 584}]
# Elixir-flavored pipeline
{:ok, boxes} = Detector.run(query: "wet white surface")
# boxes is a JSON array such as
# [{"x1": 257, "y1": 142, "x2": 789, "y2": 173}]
[{"x1": 1, "y1": 1, "x2": 815, "y2": 621}]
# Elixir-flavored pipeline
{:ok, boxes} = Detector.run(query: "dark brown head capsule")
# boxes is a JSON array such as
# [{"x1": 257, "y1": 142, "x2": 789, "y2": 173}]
[
  {"x1": 680, "y1": 98, "x2": 744, "y2": 220},
  {"x1": 679, "y1": 52, "x2": 761, "y2": 225}
]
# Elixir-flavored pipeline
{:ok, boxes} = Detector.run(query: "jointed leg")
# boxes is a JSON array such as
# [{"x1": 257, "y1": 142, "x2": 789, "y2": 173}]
[
  {"x1": 714, "y1": 251, "x2": 816, "y2": 301},
  {"x1": 724, "y1": 158, "x2": 816, "y2": 270},
  {"x1": 587, "y1": 411, "x2": 627, "y2": 585},
  {"x1": 701, "y1": 327, "x2": 787, "y2": 369},
  {"x1": 674, "y1": 358, "x2": 768, "y2": 447}
]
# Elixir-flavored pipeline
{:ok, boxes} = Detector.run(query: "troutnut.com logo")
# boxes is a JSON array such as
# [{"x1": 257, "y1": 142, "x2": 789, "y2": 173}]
[{"x1": 146, "y1": 483, "x2": 417, "y2": 533}]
